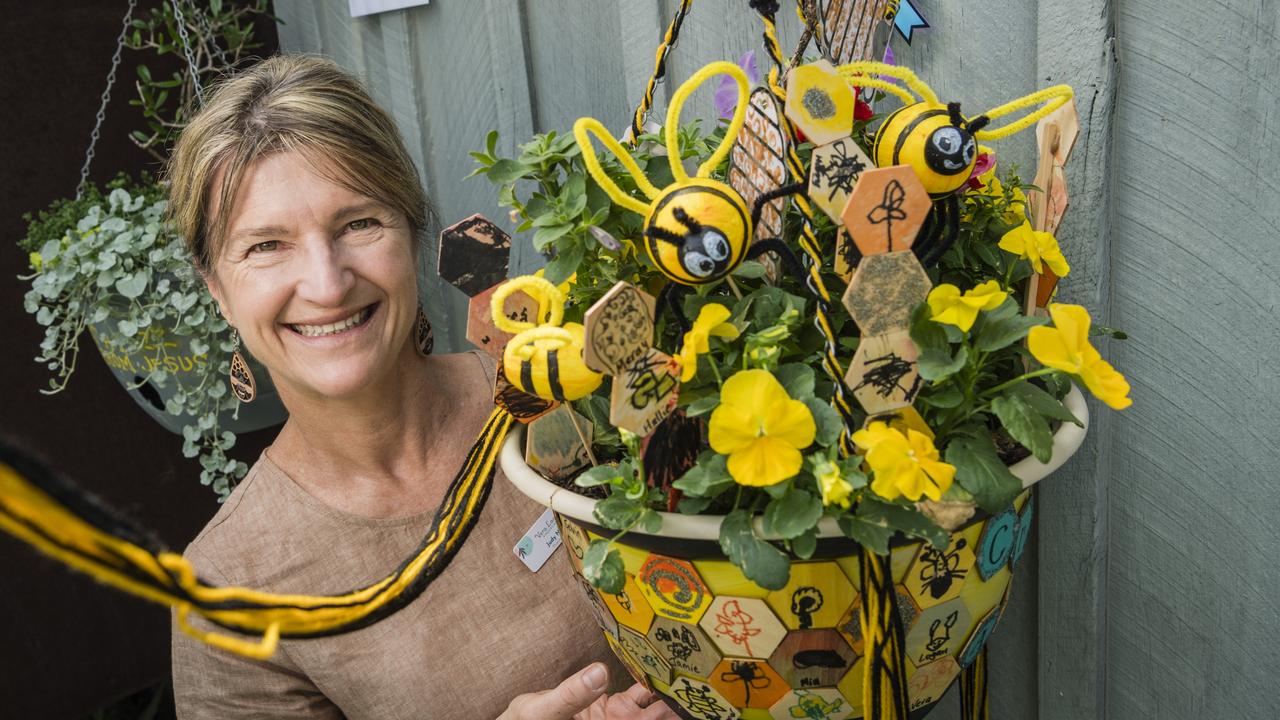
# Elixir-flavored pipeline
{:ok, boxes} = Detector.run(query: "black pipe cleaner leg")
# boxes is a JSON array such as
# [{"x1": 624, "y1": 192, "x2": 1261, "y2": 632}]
[
  {"x1": 922, "y1": 194, "x2": 961, "y2": 268},
  {"x1": 655, "y1": 281, "x2": 691, "y2": 335},
  {"x1": 749, "y1": 181, "x2": 807, "y2": 230},
  {"x1": 747, "y1": 238, "x2": 811, "y2": 288}
]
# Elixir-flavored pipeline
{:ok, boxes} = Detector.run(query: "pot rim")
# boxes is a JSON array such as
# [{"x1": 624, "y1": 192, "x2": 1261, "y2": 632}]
[{"x1": 501, "y1": 384, "x2": 1088, "y2": 541}]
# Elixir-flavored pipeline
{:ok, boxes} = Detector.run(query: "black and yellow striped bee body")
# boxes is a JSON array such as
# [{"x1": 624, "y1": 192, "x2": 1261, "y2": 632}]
[
  {"x1": 642, "y1": 178, "x2": 752, "y2": 286},
  {"x1": 873, "y1": 101, "x2": 979, "y2": 198}
]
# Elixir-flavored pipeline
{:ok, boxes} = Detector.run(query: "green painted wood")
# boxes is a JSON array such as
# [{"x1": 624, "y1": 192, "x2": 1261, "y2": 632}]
[{"x1": 1106, "y1": 0, "x2": 1279, "y2": 716}]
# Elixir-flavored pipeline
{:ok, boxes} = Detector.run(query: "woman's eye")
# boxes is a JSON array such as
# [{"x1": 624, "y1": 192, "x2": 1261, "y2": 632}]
[
  {"x1": 249, "y1": 240, "x2": 278, "y2": 254},
  {"x1": 347, "y1": 218, "x2": 378, "y2": 232}
]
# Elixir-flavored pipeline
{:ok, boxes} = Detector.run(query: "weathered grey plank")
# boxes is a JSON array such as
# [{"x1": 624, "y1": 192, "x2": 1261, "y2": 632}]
[
  {"x1": 523, "y1": 0, "x2": 629, "y2": 134},
  {"x1": 1106, "y1": 0, "x2": 1280, "y2": 716}
]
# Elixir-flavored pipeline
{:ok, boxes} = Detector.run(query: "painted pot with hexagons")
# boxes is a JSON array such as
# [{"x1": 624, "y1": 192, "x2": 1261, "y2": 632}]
[{"x1": 500, "y1": 388, "x2": 1087, "y2": 720}]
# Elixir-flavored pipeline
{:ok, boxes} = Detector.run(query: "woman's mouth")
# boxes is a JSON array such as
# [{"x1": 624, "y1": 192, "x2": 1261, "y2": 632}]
[{"x1": 287, "y1": 304, "x2": 378, "y2": 338}]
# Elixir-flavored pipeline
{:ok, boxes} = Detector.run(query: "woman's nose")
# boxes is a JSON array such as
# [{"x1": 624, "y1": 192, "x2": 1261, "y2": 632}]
[{"x1": 293, "y1": 237, "x2": 355, "y2": 305}]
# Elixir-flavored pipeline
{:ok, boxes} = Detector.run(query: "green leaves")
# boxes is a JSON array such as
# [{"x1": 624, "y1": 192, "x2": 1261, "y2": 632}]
[
  {"x1": 672, "y1": 453, "x2": 734, "y2": 498},
  {"x1": 583, "y1": 539, "x2": 626, "y2": 594},
  {"x1": 991, "y1": 393, "x2": 1053, "y2": 463},
  {"x1": 719, "y1": 510, "x2": 790, "y2": 590},
  {"x1": 945, "y1": 434, "x2": 1022, "y2": 513},
  {"x1": 909, "y1": 302, "x2": 966, "y2": 382},
  {"x1": 763, "y1": 487, "x2": 823, "y2": 540},
  {"x1": 973, "y1": 299, "x2": 1047, "y2": 352},
  {"x1": 804, "y1": 398, "x2": 843, "y2": 448}
]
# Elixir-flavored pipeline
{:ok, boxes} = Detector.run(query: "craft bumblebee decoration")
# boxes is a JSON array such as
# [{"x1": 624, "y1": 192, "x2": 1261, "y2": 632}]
[
  {"x1": 575, "y1": 61, "x2": 808, "y2": 324},
  {"x1": 492, "y1": 275, "x2": 603, "y2": 402},
  {"x1": 842, "y1": 61, "x2": 1073, "y2": 266}
]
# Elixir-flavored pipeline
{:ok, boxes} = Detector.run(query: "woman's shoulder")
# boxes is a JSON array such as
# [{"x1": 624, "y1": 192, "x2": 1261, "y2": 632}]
[{"x1": 182, "y1": 454, "x2": 309, "y2": 585}]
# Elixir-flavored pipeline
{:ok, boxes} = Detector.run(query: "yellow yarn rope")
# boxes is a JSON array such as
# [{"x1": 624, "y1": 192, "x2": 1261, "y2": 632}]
[
  {"x1": 961, "y1": 646, "x2": 991, "y2": 719},
  {"x1": 629, "y1": 0, "x2": 694, "y2": 142},
  {"x1": 0, "y1": 407, "x2": 514, "y2": 659},
  {"x1": 491, "y1": 275, "x2": 565, "y2": 334},
  {"x1": 757, "y1": 11, "x2": 861, "y2": 457},
  {"x1": 859, "y1": 548, "x2": 911, "y2": 718}
]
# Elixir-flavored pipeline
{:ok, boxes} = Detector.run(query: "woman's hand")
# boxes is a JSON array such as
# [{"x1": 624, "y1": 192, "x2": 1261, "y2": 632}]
[
  {"x1": 574, "y1": 682, "x2": 679, "y2": 720},
  {"x1": 497, "y1": 663, "x2": 679, "y2": 720}
]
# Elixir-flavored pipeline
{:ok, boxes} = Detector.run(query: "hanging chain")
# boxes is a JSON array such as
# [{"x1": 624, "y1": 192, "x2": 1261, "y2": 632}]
[
  {"x1": 76, "y1": 0, "x2": 138, "y2": 199},
  {"x1": 193, "y1": 4, "x2": 231, "y2": 69},
  {"x1": 170, "y1": 0, "x2": 205, "y2": 107}
]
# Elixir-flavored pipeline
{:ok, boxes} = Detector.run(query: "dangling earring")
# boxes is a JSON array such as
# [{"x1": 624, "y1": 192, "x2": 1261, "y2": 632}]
[
  {"x1": 414, "y1": 306, "x2": 434, "y2": 357},
  {"x1": 228, "y1": 328, "x2": 257, "y2": 403}
]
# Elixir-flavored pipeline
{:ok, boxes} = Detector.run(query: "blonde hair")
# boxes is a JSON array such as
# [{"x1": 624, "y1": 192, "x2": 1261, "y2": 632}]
[{"x1": 165, "y1": 55, "x2": 430, "y2": 272}]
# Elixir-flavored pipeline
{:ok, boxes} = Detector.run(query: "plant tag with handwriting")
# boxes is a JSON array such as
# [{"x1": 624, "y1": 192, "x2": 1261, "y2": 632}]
[{"x1": 513, "y1": 507, "x2": 562, "y2": 572}]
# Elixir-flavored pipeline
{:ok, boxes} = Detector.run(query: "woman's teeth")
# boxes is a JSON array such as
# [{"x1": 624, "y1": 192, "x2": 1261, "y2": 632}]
[{"x1": 290, "y1": 307, "x2": 372, "y2": 337}]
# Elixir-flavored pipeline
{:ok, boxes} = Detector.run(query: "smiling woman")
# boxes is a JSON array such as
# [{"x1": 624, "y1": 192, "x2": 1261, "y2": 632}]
[{"x1": 162, "y1": 55, "x2": 675, "y2": 720}]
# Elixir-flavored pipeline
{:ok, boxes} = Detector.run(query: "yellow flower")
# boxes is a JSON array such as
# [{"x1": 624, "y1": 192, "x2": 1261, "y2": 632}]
[
  {"x1": 852, "y1": 422, "x2": 955, "y2": 502},
  {"x1": 28, "y1": 251, "x2": 43, "y2": 271},
  {"x1": 814, "y1": 459, "x2": 853, "y2": 509},
  {"x1": 676, "y1": 303, "x2": 740, "y2": 381},
  {"x1": 999, "y1": 221, "x2": 1070, "y2": 277},
  {"x1": 709, "y1": 369, "x2": 816, "y2": 487},
  {"x1": 1028, "y1": 303, "x2": 1132, "y2": 410},
  {"x1": 927, "y1": 280, "x2": 1009, "y2": 332}
]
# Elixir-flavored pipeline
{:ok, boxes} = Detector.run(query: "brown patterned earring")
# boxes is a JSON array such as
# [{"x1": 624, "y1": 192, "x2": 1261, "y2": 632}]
[
  {"x1": 414, "y1": 306, "x2": 434, "y2": 356},
  {"x1": 228, "y1": 328, "x2": 257, "y2": 403}
]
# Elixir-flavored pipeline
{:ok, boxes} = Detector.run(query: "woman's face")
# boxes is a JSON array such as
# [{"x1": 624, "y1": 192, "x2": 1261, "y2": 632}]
[{"x1": 207, "y1": 151, "x2": 418, "y2": 402}]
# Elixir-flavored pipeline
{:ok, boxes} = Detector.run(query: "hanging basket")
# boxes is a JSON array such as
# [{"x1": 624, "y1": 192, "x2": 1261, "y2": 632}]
[
  {"x1": 502, "y1": 387, "x2": 1087, "y2": 719},
  {"x1": 88, "y1": 315, "x2": 286, "y2": 436}
]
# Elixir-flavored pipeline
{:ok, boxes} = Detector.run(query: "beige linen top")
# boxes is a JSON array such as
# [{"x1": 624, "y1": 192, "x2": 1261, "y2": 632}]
[{"x1": 171, "y1": 361, "x2": 622, "y2": 719}]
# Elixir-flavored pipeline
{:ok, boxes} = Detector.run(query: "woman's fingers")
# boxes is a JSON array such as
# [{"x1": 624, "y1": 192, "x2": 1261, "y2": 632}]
[
  {"x1": 501, "y1": 663, "x2": 610, "y2": 720},
  {"x1": 599, "y1": 683, "x2": 679, "y2": 719}
]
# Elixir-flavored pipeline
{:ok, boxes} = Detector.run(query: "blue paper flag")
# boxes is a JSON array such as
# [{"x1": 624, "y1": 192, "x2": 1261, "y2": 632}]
[{"x1": 893, "y1": 0, "x2": 929, "y2": 44}]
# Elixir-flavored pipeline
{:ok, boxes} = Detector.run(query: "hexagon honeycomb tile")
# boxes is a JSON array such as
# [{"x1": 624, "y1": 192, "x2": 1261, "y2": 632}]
[
  {"x1": 525, "y1": 405, "x2": 593, "y2": 482},
  {"x1": 708, "y1": 658, "x2": 790, "y2": 710},
  {"x1": 957, "y1": 605, "x2": 1002, "y2": 669},
  {"x1": 905, "y1": 656, "x2": 961, "y2": 713},
  {"x1": 768, "y1": 629, "x2": 856, "y2": 690},
  {"x1": 840, "y1": 165, "x2": 932, "y2": 256},
  {"x1": 601, "y1": 573, "x2": 656, "y2": 634},
  {"x1": 667, "y1": 675, "x2": 741, "y2": 720},
  {"x1": 764, "y1": 562, "x2": 856, "y2": 630},
  {"x1": 959, "y1": 563, "x2": 1012, "y2": 621},
  {"x1": 904, "y1": 598, "x2": 973, "y2": 668},
  {"x1": 844, "y1": 330, "x2": 923, "y2": 414},
  {"x1": 975, "y1": 507, "x2": 1017, "y2": 580},
  {"x1": 834, "y1": 655, "x2": 866, "y2": 718},
  {"x1": 557, "y1": 516, "x2": 589, "y2": 573},
  {"x1": 639, "y1": 555, "x2": 714, "y2": 624},
  {"x1": 573, "y1": 574, "x2": 619, "y2": 641},
  {"x1": 1011, "y1": 496, "x2": 1035, "y2": 567},
  {"x1": 583, "y1": 281, "x2": 656, "y2": 376},
  {"x1": 437, "y1": 214, "x2": 511, "y2": 297},
  {"x1": 694, "y1": 559, "x2": 771, "y2": 599},
  {"x1": 465, "y1": 281, "x2": 540, "y2": 359},
  {"x1": 769, "y1": 687, "x2": 855, "y2": 720},
  {"x1": 841, "y1": 251, "x2": 932, "y2": 337},
  {"x1": 699, "y1": 596, "x2": 789, "y2": 659},
  {"x1": 903, "y1": 533, "x2": 976, "y2": 608},
  {"x1": 606, "y1": 632, "x2": 652, "y2": 688},
  {"x1": 648, "y1": 617, "x2": 723, "y2": 678},
  {"x1": 808, "y1": 135, "x2": 873, "y2": 222},
  {"x1": 618, "y1": 625, "x2": 674, "y2": 685},
  {"x1": 783, "y1": 60, "x2": 856, "y2": 147}
]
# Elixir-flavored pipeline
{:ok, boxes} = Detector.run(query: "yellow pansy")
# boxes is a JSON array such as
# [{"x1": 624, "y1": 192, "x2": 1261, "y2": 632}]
[
  {"x1": 999, "y1": 221, "x2": 1070, "y2": 277},
  {"x1": 814, "y1": 459, "x2": 853, "y2": 509},
  {"x1": 709, "y1": 369, "x2": 816, "y2": 487},
  {"x1": 927, "y1": 280, "x2": 1009, "y2": 332},
  {"x1": 676, "y1": 303, "x2": 740, "y2": 382},
  {"x1": 852, "y1": 422, "x2": 955, "y2": 502},
  {"x1": 1028, "y1": 303, "x2": 1132, "y2": 410}
]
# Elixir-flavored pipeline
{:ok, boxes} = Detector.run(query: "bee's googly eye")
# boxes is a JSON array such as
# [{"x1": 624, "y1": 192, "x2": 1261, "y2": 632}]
[
  {"x1": 932, "y1": 127, "x2": 962, "y2": 155},
  {"x1": 683, "y1": 250, "x2": 715, "y2": 278},
  {"x1": 703, "y1": 231, "x2": 730, "y2": 261}
]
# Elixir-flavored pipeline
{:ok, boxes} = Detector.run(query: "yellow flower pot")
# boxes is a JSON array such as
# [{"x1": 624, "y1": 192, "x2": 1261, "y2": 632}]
[{"x1": 502, "y1": 387, "x2": 1087, "y2": 720}]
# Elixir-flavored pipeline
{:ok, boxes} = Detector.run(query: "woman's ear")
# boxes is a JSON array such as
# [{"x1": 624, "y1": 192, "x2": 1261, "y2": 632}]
[{"x1": 203, "y1": 273, "x2": 231, "y2": 325}]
